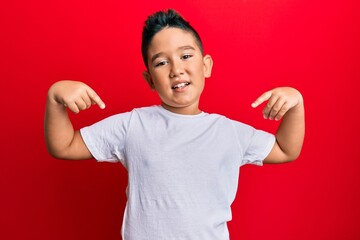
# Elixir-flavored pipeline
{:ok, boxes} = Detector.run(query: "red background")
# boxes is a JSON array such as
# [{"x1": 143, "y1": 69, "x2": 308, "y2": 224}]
[{"x1": 1, "y1": 0, "x2": 359, "y2": 239}]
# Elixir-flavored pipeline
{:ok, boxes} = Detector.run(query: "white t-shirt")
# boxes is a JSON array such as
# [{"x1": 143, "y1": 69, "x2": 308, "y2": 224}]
[{"x1": 80, "y1": 106, "x2": 275, "y2": 240}]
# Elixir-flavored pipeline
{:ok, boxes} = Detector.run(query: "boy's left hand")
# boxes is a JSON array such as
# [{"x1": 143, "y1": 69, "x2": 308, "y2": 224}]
[{"x1": 251, "y1": 87, "x2": 303, "y2": 121}]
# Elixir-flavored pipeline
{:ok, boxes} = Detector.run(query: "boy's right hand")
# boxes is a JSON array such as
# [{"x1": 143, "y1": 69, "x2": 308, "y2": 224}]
[{"x1": 48, "y1": 80, "x2": 106, "y2": 114}]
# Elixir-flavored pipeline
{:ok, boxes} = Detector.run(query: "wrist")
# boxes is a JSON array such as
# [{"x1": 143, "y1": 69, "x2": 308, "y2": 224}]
[{"x1": 46, "y1": 91, "x2": 66, "y2": 112}]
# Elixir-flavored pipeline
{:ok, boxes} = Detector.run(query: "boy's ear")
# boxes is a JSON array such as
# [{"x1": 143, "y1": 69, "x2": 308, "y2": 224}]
[
  {"x1": 142, "y1": 71, "x2": 155, "y2": 90},
  {"x1": 203, "y1": 54, "x2": 213, "y2": 78}
]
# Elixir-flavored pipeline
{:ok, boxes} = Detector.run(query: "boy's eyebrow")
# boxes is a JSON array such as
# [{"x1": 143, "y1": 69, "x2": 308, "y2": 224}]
[
  {"x1": 151, "y1": 53, "x2": 165, "y2": 63},
  {"x1": 150, "y1": 45, "x2": 196, "y2": 63},
  {"x1": 178, "y1": 45, "x2": 196, "y2": 51}
]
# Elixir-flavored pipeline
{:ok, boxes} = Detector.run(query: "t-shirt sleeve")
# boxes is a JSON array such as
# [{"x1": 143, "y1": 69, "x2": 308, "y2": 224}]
[
  {"x1": 80, "y1": 111, "x2": 132, "y2": 166},
  {"x1": 231, "y1": 120, "x2": 276, "y2": 166}
]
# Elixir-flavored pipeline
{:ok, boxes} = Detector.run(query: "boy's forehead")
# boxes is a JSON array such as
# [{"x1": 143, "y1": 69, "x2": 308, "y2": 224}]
[{"x1": 147, "y1": 27, "x2": 200, "y2": 54}]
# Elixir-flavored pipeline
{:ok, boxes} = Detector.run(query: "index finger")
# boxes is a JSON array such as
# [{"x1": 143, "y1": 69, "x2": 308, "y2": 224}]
[
  {"x1": 251, "y1": 91, "x2": 272, "y2": 108},
  {"x1": 86, "y1": 88, "x2": 106, "y2": 109}
]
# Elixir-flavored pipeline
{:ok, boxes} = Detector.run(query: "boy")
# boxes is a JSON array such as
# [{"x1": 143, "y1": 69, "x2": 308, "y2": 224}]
[{"x1": 45, "y1": 9, "x2": 304, "y2": 240}]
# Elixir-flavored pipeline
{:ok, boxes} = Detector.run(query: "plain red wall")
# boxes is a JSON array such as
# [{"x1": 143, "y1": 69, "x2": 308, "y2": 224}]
[{"x1": 1, "y1": 0, "x2": 359, "y2": 239}]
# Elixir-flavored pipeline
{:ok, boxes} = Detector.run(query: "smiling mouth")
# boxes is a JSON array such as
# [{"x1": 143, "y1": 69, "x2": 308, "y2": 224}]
[{"x1": 171, "y1": 82, "x2": 190, "y2": 89}]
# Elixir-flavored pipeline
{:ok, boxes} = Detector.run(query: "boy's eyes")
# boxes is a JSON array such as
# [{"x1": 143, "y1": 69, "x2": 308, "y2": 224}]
[
  {"x1": 181, "y1": 54, "x2": 193, "y2": 60},
  {"x1": 154, "y1": 54, "x2": 193, "y2": 68},
  {"x1": 154, "y1": 60, "x2": 167, "y2": 67}
]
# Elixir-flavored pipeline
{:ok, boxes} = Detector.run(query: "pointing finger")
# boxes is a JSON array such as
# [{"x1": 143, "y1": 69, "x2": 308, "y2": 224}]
[
  {"x1": 251, "y1": 91, "x2": 272, "y2": 108},
  {"x1": 86, "y1": 88, "x2": 106, "y2": 109}
]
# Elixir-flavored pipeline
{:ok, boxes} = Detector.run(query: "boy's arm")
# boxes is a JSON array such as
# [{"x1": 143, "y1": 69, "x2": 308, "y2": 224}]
[
  {"x1": 44, "y1": 80, "x2": 106, "y2": 160},
  {"x1": 251, "y1": 87, "x2": 305, "y2": 164}
]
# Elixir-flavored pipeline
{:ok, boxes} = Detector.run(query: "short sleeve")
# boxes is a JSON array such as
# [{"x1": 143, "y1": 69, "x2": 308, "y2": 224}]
[
  {"x1": 241, "y1": 129, "x2": 275, "y2": 166},
  {"x1": 80, "y1": 111, "x2": 132, "y2": 166},
  {"x1": 231, "y1": 120, "x2": 275, "y2": 166}
]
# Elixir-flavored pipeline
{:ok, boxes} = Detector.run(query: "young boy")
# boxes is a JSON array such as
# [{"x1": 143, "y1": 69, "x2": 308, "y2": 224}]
[{"x1": 45, "y1": 9, "x2": 304, "y2": 240}]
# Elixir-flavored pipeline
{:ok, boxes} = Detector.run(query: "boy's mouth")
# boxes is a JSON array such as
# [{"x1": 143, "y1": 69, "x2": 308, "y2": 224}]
[{"x1": 171, "y1": 82, "x2": 190, "y2": 90}]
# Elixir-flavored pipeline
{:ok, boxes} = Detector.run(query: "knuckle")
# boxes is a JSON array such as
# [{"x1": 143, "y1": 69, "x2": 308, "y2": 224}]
[
  {"x1": 88, "y1": 92, "x2": 96, "y2": 99},
  {"x1": 272, "y1": 106, "x2": 280, "y2": 112},
  {"x1": 87, "y1": 89, "x2": 98, "y2": 99},
  {"x1": 74, "y1": 99, "x2": 84, "y2": 108},
  {"x1": 281, "y1": 105, "x2": 289, "y2": 112},
  {"x1": 63, "y1": 97, "x2": 74, "y2": 105},
  {"x1": 280, "y1": 108, "x2": 287, "y2": 114},
  {"x1": 79, "y1": 103, "x2": 87, "y2": 110}
]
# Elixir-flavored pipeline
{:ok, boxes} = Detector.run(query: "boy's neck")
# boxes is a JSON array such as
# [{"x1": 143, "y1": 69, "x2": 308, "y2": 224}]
[{"x1": 161, "y1": 103, "x2": 202, "y2": 115}]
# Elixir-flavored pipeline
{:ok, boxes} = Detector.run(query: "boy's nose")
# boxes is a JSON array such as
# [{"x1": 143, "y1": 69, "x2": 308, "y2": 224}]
[{"x1": 169, "y1": 61, "x2": 184, "y2": 78}]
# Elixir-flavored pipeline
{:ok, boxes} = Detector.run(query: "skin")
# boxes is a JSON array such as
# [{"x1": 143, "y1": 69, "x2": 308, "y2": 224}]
[
  {"x1": 44, "y1": 80, "x2": 104, "y2": 159},
  {"x1": 142, "y1": 27, "x2": 213, "y2": 115},
  {"x1": 44, "y1": 27, "x2": 305, "y2": 163},
  {"x1": 253, "y1": 87, "x2": 305, "y2": 163}
]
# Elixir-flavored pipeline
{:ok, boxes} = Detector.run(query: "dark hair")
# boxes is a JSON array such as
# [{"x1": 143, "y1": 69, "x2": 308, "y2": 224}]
[{"x1": 141, "y1": 9, "x2": 204, "y2": 69}]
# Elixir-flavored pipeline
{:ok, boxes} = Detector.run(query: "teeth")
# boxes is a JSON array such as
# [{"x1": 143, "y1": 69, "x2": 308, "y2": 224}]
[{"x1": 172, "y1": 82, "x2": 189, "y2": 89}]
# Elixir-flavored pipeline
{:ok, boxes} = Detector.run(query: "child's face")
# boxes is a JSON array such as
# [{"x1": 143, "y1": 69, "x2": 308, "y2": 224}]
[{"x1": 143, "y1": 27, "x2": 213, "y2": 115}]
